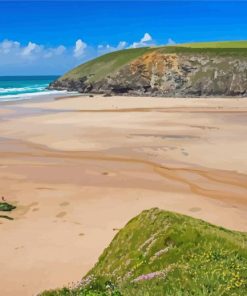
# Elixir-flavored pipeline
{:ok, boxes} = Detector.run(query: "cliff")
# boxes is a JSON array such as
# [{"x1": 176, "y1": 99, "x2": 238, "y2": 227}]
[{"x1": 49, "y1": 41, "x2": 247, "y2": 97}]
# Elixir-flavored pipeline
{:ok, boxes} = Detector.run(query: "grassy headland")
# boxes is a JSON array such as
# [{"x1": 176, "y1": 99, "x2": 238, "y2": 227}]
[
  {"x1": 60, "y1": 41, "x2": 247, "y2": 83},
  {"x1": 49, "y1": 40, "x2": 247, "y2": 97},
  {"x1": 41, "y1": 208, "x2": 247, "y2": 296}
]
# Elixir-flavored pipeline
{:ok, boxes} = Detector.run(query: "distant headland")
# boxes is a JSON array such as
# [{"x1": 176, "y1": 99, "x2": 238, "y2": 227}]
[{"x1": 49, "y1": 41, "x2": 247, "y2": 97}]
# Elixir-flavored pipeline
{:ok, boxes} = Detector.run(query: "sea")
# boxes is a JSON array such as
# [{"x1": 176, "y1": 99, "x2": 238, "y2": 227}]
[{"x1": 0, "y1": 76, "x2": 68, "y2": 102}]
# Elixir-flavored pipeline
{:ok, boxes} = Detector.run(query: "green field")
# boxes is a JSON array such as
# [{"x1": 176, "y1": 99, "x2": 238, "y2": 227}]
[
  {"x1": 180, "y1": 41, "x2": 247, "y2": 48},
  {"x1": 41, "y1": 208, "x2": 247, "y2": 296}
]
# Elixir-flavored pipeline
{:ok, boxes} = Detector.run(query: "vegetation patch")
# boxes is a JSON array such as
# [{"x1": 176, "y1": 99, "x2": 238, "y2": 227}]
[
  {"x1": 61, "y1": 47, "x2": 155, "y2": 82},
  {"x1": 180, "y1": 40, "x2": 247, "y2": 48},
  {"x1": 40, "y1": 208, "x2": 247, "y2": 296},
  {"x1": 0, "y1": 202, "x2": 16, "y2": 220},
  {"x1": 0, "y1": 202, "x2": 16, "y2": 212}
]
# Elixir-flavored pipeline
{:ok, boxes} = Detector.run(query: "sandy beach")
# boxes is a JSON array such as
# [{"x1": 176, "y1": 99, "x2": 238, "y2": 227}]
[{"x1": 0, "y1": 95, "x2": 247, "y2": 295}]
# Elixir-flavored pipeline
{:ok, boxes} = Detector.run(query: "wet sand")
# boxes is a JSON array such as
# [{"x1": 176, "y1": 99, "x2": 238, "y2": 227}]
[{"x1": 0, "y1": 95, "x2": 247, "y2": 295}]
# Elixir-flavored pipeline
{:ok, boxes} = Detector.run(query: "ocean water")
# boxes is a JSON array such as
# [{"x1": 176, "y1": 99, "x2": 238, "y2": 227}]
[{"x1": 0, "y1": 76, "x2": 67, "y2": 102}]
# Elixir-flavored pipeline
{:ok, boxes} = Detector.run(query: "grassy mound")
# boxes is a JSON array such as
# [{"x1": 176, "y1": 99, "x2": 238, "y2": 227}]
[{"x1": 41, "y1": 208, "x2": 247, "y2": 296}]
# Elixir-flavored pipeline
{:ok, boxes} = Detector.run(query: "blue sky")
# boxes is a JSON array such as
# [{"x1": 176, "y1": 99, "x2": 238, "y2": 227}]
[{"x1": 0, "y1": 1, "x2": 247, "y2": 75}]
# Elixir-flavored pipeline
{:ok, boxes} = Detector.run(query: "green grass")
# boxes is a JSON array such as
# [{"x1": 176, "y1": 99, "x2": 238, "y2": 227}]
[
  {"x1": 62, "y1": 47, "x2": 155, "y2": 82},
  {"x1": 161, "y1": 40, "x2": 247, "y2": 57},
  {"x1": 41, "y1": 208, "x2": 247, "y2": 296},
  {"x1": 180, "y1": 40, "x2": 247, "y2": 48}
]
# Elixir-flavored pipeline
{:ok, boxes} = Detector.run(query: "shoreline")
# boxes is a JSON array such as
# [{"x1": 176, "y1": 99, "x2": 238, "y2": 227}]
[
  {"x1": 0, "y1": 91, "x2": 77, "y2": 106},
  {"x1": 0, "y1": 94, "x2": 247, "y2": 295},
  {"x1": 1, "y1": 90, "x2": 247, "y2": 106}
]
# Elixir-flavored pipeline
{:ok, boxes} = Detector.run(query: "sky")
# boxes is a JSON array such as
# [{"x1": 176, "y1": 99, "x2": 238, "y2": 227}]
[{"x1": 0, "y1": 1, "x2": 247, "y2": 75}]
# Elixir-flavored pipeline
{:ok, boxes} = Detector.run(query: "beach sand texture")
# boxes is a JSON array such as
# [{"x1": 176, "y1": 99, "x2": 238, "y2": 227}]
[{"x1": 0, "y1": 95, "x2": 247, "y2": 295}]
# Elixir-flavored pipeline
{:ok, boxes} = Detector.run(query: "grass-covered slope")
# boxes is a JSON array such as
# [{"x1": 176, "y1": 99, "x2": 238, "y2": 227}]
[
  {"x1": 41, "y1": 208, "x2": 247, "y2": 296},
  {"x1": 62, "y1": 47, "x2": 154, "y2": 82},
  {"x1": 57, "y1": 41, "x2": 247, "y2": 83}
]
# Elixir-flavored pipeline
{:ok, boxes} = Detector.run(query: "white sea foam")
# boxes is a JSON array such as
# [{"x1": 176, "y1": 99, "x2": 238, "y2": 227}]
[
  {"x1": 0, "y1": 88, "x2": 44, "y2": 93},
  {"x1": 0, "y1": 90, "x2": 69, "y2": 102},
  {"x1": 0, "y1": 85, "x2": 47, "y2": 93}
]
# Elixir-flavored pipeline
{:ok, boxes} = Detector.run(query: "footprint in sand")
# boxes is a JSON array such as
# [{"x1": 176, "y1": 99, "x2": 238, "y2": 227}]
[
  {"x1": 15, "y1": 201, "x2": 39, "y2": 218},
  {"x1": 78, "y1": 233, "x2": 84, "y2": 236},
  {"x1": 56, "y1": 211, "x2": 67, "y2": 218},
  {"x1": 60, "y1": 202, "x2": 70, "y2": 207},
  {"x1": 14, "y1": 245, "x2": 24, "y2": 250},
  {"x1": 189, "y1": 207, "x2": 202, "y2": 212},
  {"x1": 102, "y1": 171, "x2": 115, "y2": 176},
  {"x1": 32, "y1": 208, "x2": 39, "y2": 212},
  {"x1": 30, "y1": 202, "x2": 39, "y2": 207},
  {"x1": 182, "y1": 151, "x2": 189, "y2": 156},
  {"x1": 36, "y1": 187, "x2": 55, "y2": 191}
]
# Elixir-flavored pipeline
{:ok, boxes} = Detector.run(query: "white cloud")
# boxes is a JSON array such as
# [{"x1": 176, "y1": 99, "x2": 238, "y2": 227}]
[
  {"x1": 44, "y1": 45, "x2": 66, "y2": 59},
  {"x1": 0, "y1": 34, "x2": 166, "y2": 75},
  {"x1": 22, "y1": 42, "x2": 40, "y2": 56},
  {"x1": 73, "y1": 39, "x2": 87, "y2": 58},
  {"x1": 141, "y1": 33, "x2": 152, "y2": 43},
  {"x1": 130, "y1": 33, "x2": 154, "y2": 48},
  {"x1": 97, "y1": 40, "x2": 128, "y2": 55},
  {"x1": 0, "y1": 39, "x2": 20, "y2": 54},
  {"x1": 55, "y1": 45, "x2": 66, "y2": 55},
  {"x1": 117, "y1": 41, "x2": 127, "y2": 49},
  {"x1": 167, "y1": 38, "x2": 176, "y2": 46},
  {"x1": 0, "y1": 39, "x2": 71, "y2": 74}
]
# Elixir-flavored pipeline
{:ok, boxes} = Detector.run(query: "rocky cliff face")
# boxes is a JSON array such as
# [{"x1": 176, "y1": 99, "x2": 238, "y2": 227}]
[{"x1": 49, "y1": 51, "x2": 247, "y2": 97}]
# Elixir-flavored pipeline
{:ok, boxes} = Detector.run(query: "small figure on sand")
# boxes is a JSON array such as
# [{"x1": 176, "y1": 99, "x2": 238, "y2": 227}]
[{"x1": 1, "y1": 196, "x2": 6, "y2": 202}]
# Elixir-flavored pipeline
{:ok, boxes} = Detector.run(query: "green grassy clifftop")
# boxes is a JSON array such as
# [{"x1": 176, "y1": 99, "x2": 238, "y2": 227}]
[
  {"x1": 41, "y1": 208, "x2": 247, "y2": 296},
  {"x1": 49, "y1": 41, "x2": 247, "y2": 97},
  {"x1": 62, "y1": 47, "x2": 153, "y2": 82}
]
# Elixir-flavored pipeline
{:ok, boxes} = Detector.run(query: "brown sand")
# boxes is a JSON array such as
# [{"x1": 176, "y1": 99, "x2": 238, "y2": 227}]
[{"x1": 0, "y1": 95, "x2": 247, "y2": 295}]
